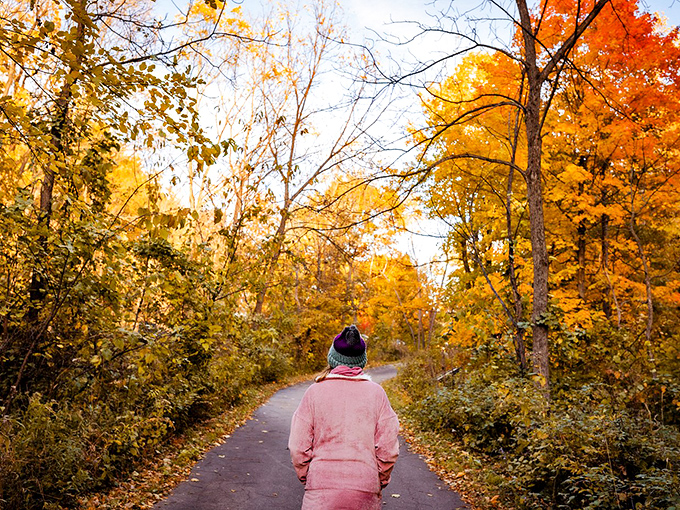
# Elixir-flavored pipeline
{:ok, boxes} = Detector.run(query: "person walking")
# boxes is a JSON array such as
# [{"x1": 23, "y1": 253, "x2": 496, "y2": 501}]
[{"x1": 288, "y1": 325, "x2": 400, "y2": 510}]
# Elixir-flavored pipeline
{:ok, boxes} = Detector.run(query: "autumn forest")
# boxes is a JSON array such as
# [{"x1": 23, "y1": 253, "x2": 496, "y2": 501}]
[{"x1": 1, "y1": 0, "x2": 679, "y2": 508}]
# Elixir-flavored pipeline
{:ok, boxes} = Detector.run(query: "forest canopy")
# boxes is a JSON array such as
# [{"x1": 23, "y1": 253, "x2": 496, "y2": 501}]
[{"x1": 1, "y1": 0, "x2": 680, "y2": 508}]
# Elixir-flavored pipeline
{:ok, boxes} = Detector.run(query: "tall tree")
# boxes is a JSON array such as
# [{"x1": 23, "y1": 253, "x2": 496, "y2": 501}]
[
  {"x1": 240, "y1": 3, "x2": 380, "y2": 315},
  {"x1": 401, "y1": 0, "x2": 613, "y2": 397},
  {"x1": 412, "y1": 0, "x2": 680, "y2": 393}
]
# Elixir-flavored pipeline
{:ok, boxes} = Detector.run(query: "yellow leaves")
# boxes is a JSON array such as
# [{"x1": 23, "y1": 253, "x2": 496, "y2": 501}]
[
  {"x1": 452, "y1": 327, "x2": 476, "y2": 348},
  {"x1": 550, "y1": 289, "x2": 598, "y2": 330},
  {"x1": 531, "y1": 373, "x2": 548, "y2": 388},
  {"x1": 562, "y1": 163, "x2": 592, "y2": 184},
  {"x1": 184, "y1": 1, "x2": 251, "y2": 39},
  {"x1": 569, "y1": 308, "x2": 595, "y2": 330},
  {"x1": 586, "y1": 203, "x2": 626, "y2": 223}
]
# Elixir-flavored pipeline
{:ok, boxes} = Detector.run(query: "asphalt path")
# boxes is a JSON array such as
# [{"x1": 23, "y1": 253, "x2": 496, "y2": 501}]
[{"x1": 154, "y1": 365, "x2": 468, "y2": 509}]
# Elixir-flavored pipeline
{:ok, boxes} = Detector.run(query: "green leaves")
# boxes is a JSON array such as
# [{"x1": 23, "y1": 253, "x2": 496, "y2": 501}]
[{"x1": 393, "y1": 358, "x2": 680, "y2": 509}]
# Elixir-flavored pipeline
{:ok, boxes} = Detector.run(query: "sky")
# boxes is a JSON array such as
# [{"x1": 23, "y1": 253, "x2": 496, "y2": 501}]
[
  {"x1": 340, "y1": 0, "x2": 680, "y2": 36},
  {"x1": 155, "y1": 0, "x2": 680, "y2": 265},
  {"x1": 336, "y1": 0, "x2": 680, "y2": 84},
  {"x1": 330, "y1": 0, "x2": 680, "y2": 264}
]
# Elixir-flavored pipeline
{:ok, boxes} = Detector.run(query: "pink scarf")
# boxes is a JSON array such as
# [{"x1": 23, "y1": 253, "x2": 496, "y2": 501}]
[{"x1": 330, "y1": 365, "x2": 364, "y2": 377}]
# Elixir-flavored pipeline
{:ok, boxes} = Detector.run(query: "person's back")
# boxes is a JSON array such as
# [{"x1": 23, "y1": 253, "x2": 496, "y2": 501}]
[{"x1": 288, "y1": 326, "x2": 399, "y2": 510}]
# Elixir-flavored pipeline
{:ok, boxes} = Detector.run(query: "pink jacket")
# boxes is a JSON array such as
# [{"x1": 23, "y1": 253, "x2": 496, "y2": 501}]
[{"x1": 288, "y1": 366, "x2": 400, "y2": 494}]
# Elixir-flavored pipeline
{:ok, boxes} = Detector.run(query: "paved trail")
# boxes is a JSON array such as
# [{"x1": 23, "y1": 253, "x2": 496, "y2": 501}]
[{"x1": 154, "y1": 365, "x2": 468, "y2": 509}]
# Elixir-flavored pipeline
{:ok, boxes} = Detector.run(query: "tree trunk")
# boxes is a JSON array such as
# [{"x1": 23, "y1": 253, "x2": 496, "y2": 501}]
[
  {"x1": 28, "y1": 0, "x2": 87, "y2": 311},
  {"x1": 417, "y1": 307, "x2": 424, "y2": 351},
  {"x1": 629, "y1": 211, "x2": 654, "y2": 362},
  {"x1": 506, "y1": 161, "x2": 527, "y2": 372},
  {"x1": 460, "y1": 238, "x2": 472, "y2": 289},
  {"x1": 393, "y1": 288, "x2": 417, "y2": 349},
  {"x1": 347, "y1": 259, "x2": 357, "y2": 323},
  {"x1": 575, "y1": 158, "x2": 589, "y2": 300},
  {"x1": 601, "y1": 214, "x2": 612, "y2": 319},
  {"x1": 525, "y1": 81, "x2": 551, "y2": 396},
  {"x1": 10, "y1": 0, "x2": 87, "y2": 410},
  {"x1": 516, "y1": 0, "x2": 554, "y2": 398},
  {"x1": 577, "y1": 219, "x2": 587, "y2": 300},
  {"x1": 28, "y1": 78, "x2": 71, "y2": 307},
  {"x1": 427, "y1": 308, "x2": 437, "y2": 349},
  {"x1": 294, "y1": 264, "x2": 301, "y2": 313},
  {"x1": 601, "y1": 214, "x2": 621, "y2": 326},
  {"x1": 514, "y1": 0, "x2": 610, "y2": 400},
  {"x1": 253, "y1": 208, "x2": 288, "y2": 314},
  {"x1": 316, "y1": 239, "x2": 323, "y2": 287}
]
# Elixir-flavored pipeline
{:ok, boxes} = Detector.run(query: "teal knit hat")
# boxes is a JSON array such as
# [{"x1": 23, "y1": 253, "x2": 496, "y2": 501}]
[{"x1": 327, "y1": 325, "x2": 367, "y2": 368}]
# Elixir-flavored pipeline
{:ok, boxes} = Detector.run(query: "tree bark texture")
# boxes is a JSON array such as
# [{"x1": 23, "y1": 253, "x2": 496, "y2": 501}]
[
  {"x1": 506, "y1": 161, "x2": 527, "y2": 372},
  {"x1": 28, "y1": 0, "x2": 88, "y2": 310},
  {"x1": 514, "y1": 0, "x2": 610, "y2": 398},
  {"x1": 253, "y1": 208, "x2": 288, "y2": 315},
  {"x1": 519, "y1": 32, "x2": 551, "y2": 394},
  {"x1": 600, "y1": 214, "x2": 621, "y2": 326},
  {"x1": 629, "y1": 211, "x2": 654, "y2": 361}
]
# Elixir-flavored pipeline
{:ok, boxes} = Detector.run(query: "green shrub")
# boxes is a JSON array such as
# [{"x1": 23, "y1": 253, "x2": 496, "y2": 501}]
[
  {"x1": 396, "y1": 365, "x2": 680, "y2": 509},
  {"x1": 0, "y1": 312, "x2": 306, "y2": 509},
  {"x1": 507, "y1": 386, "x2": 680, "y2": 509},
  {"x1": 0, "y1": 395, "x2": 94, "y2": 509},
  {"x1": 236, "y1": 325, "x2": 293, "y2": 384},
  {"x1": 396, "y1": 354, "x2": 438, "y2": 401},
  {"x1": 411, "y1": 372, "x2": 540, "y2": 453}
]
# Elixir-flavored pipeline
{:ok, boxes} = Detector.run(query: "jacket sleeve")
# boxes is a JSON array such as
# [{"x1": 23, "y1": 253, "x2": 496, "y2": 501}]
[
  {"x1": 375, "y1": 393, "x2": 400, "y2": 489},
  {"x1": 288, "y1": 391, "x2": 314, "y2": 485}
]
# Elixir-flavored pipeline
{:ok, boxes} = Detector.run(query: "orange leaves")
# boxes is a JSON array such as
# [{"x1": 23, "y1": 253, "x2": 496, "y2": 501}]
[
  {"x1": 560, "y1": 164, "x2": 592, "y2": 185},
  {"x1": 419, "y1": 0, "x2": 680, "y2": 365}
]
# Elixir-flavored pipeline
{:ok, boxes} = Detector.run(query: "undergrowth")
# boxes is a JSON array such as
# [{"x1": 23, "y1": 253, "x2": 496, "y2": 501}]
[{"x1": 386, "y1": 354, "x2": 680, "y2": 510}]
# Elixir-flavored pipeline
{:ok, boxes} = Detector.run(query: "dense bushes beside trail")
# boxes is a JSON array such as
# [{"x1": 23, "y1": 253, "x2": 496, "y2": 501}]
[
  {"x1": 0, "y1": 316, "x2": 313, "y2": 510},
  {"x1": 0, "y1": 217, "x2": 330, "y2": 509},
  {"x1": 0, "y1": 198, "x2": 409, "y2": 509},
  {"x1": 393, "y1": 353, "x2": 680, "y2": 509}
]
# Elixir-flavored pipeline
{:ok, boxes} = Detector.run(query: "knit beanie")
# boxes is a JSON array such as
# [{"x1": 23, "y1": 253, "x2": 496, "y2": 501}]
[{"x1": 327, "y1": 325, "x2": 367, "y2": 369}]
